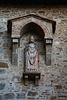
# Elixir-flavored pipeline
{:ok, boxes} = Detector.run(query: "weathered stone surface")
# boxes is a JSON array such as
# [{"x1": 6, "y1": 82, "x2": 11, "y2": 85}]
[
  {"x1": 0, "y1": 6, "x2": 67, "y2": 100},
  {"x1": 50, "y1": 96, "x2": 57, "y2": 100},
  {"x1": 0, "y1": 32, "x2": 3, "y2": 35},
  {"x1": 4, "y1": 93, "x2": 15, "y2": 99},
  {"x1": 0, "y1": 69, "x2": 5, "y2": 74},
  {"x1": 12, "y1": 54, "x2": 18, "y2": 66},
  {"x1": 0, "y1": 95, "x2": 2, "y2": 100},
  {"x1": 38, "y1": 10, "x2": 45, "y2": 13},
  {"x1": 0, "y1": 83, "x2": 5, "y2": 90},
  {"x1": 27, "y1": 91, "x2": 38, "y2": 96},
  {"x1": 17, "y1": 93, "x2": 26, "y2": 99},
  {"x1": 12, "y1": 76, "x2": 20, "y2": 81},
  {"x1": 46, "y1": 54, "x2": 51, "y2": 65},
  {"x1": 0, "y1": 49, "x2": 2, "y2": 53},
  {"x1": 27, "y1": 97, "x2": 35, "y2": 99},
  {"x1": 63, "y1": 47, "x2": 67, "y2": 52},
  {"x1": 0, "y1": 62, "x2": 8, "y2": 68}
]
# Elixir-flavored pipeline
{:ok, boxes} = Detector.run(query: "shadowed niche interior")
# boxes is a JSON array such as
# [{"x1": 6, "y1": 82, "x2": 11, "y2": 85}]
[{"x1": 20, "y1": 22, "x2": 45, "y2": 39}]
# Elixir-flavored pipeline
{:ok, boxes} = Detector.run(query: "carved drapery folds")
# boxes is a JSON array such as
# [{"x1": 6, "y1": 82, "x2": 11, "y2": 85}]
[
  {"x1": 7, "y1": 14, "x2": 56, "y2": 85},
  {"x1": 24, "y1": 36, "x2": 39, "y2": 72},
  {"x1": 23, "y1": 36, "x2": 40, "y2": 86}
]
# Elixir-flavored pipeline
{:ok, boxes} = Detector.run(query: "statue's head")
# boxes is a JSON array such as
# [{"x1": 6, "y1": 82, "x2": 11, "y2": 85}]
[{"x1": 29, "y1": 36, "x2": 34, "y2": 43}]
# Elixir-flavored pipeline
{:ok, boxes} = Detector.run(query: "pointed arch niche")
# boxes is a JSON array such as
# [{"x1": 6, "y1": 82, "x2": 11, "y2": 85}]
[{"x1": 7, "y1": 14, "x2": 56, "y2": 66}]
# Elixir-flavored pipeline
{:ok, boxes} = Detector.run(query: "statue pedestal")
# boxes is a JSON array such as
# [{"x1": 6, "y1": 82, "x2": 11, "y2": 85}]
[{"x1": 23, "y1": 71, "x2": 40, "y2": 86}]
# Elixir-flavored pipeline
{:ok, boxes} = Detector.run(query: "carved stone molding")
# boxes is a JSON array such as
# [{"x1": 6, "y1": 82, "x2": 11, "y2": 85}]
[{"x1": 7, "y1": 14, "x2": 56, "y2": 39}]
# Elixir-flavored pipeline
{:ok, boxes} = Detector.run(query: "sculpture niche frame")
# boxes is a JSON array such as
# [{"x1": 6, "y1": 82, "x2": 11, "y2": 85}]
[{"x1": 7, "y1": 14, "x2": 56, "y2": 86}]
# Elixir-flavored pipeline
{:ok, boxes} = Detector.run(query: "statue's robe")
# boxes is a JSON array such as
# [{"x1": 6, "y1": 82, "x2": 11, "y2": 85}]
[{"x1": 25, "y1": 43, "x2": 39, "y2": 71}]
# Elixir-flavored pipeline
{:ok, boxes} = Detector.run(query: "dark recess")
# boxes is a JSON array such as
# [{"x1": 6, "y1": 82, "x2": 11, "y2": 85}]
[{"x1": 0, "y1": 0, "x2": 67, "y2": 5}]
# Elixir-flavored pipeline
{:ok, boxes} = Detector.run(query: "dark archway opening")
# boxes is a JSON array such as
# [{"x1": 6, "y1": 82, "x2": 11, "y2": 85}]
[{"x1": 20, "y1": 22, "x2": 45, "y2": 39}]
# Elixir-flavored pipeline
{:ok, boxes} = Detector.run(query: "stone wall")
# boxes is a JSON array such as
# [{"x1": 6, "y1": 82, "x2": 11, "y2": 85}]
[{"x1": 0, "y1": 6, "x2": 67, "y2": 100}]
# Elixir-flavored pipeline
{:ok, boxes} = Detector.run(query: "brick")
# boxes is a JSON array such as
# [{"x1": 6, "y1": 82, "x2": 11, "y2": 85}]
[{"x1": 0, "y1": 83, "x2": 5, "y2": 90}]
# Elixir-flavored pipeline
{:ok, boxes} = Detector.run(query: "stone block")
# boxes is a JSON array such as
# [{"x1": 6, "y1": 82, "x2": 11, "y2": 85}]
[
  {"x1": 0, "y1": 83, "x2": 5, "y2": 90},
  {"x1": 38, "y1": 11, "x2": 45, "y2": 13},
  {"x1": 12, "y1": 54, "x2": 18, "y2": 66},
  {"x1": 3, "y1": 43, "x2": 9, "y2": 48},
  {"x1": 46, "y1": 54, "x2": 51, "y2": 65},
  {"x1": 17, "y1": 93, "x2": 26, "y2": 99},
  {"x1": 4, "y1": 93, "x2": 15, "y2": 99},
  {"x1": 65, "y1": 82, "x2": 67, "y2": 84},
  {"x1": 0, "y1": 62, "x2": 8, "y2": 68},
  {"x1": 55, "y1": 85, "x2": 62, "y2": 89},
  {"x1": 63, "y1": 47, "x2": 67, "y2": 52},
  {"x1": 0, "y1": 95, "x2": 2, "y2": 100},
  {"x1": 27, "y1": 97, "x2": 35, "y2": 99},
  {"x1": 12, "y1": 76, "x2": 20, "y2": 82},
  {"x1": 0, "y1": 18, "x2": 7, "y2": 22},
  {"x1": 0, "y1": 69, "x2": 5, "y2": 74},
  {"x1": 27, "y1": 91, "x2": 38, "y2": 96},
  {"x1": 50, "y1": 96, "x2": 57, "y2": 100},
  {"x1": 0, "y1": 49, "x2": 2, "y2": 53},
  {"x1": 0, "y1": 32, "x2": 3, "y2": 35}
]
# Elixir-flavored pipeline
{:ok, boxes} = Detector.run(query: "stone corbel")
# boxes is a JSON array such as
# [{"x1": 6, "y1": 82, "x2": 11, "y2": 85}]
[
  {"x1": 45, "y1": 38, "x2": 53, "y2": 65},
  {"x1": 23, "y1": 72, "x2": 40, "y2": 86}
]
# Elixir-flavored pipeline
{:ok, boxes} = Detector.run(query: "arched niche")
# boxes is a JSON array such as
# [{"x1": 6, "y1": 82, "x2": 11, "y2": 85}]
[
  {"x1": 19, "y1": 22, "x2": 45, "y2": 69},
  {"x1": 7, "y1": 14, "x2": 56, "y2": 66},
  {"x1": 20, "y1": 22, "x2": 44, "y2": 38}
]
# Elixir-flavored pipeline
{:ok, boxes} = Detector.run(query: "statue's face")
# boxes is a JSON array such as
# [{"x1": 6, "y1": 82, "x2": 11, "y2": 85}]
[
  {"x1": 29, "y1": 36, "x2": 34, "y2": 43},
  {"x1": 29, "y1": 43, "x2": 35, "y2": 52}
]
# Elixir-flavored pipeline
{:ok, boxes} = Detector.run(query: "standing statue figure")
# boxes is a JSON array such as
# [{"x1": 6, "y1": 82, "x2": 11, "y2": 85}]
[{"x1": 25, "y1": 36, "x2": 39, "y2": 72}]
